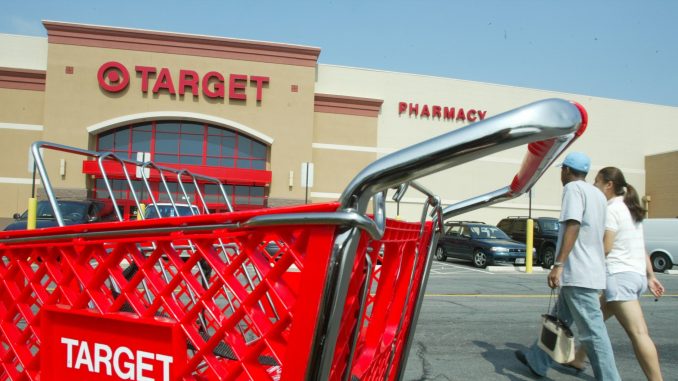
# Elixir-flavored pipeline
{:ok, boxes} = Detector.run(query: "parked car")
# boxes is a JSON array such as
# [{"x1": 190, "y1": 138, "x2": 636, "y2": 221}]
[
  {"x1": 497, "y1": 216, "x2": 559, "y2": 268},
  {"x1": 4, "y1": 199, "x2": 115, "y2": 231},
  {"x1": 143, "y1": 203, "x2": 200, "y2": 219},
  {"x1": 643, "y1": 218, "x2": 677, "y2": 272},
  {"x1": 435, "y1": 221, "x2": 530, "y2": 268}
]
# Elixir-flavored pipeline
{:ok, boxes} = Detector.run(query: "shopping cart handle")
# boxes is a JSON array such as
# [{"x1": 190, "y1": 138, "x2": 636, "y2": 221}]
[
  {"x1": 441, "y1": 101, "x2": 587, "y2": 219},
  {"x1": 509, "y1": 101, "x2": 588, "y2": 195},
  {"x1": 242, "y1": 210, "x2": 384, "y2": 239},
  {"x1": 339, "y1": 98, "x2": 587, "y2": 214}
]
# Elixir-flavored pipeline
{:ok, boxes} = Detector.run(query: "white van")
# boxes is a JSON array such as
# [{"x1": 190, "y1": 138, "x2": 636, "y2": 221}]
[{"x1": 643, "y1": 218, "x2": 678, "y2": 272}]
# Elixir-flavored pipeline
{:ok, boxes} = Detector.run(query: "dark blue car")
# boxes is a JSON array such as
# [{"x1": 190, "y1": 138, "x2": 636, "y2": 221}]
[
  {"x1": 435, "y1": 221, "x2": 530, "y2": 268},
  {"x1": 4, "y1": 199, "x2": 115, "y2": 231}
]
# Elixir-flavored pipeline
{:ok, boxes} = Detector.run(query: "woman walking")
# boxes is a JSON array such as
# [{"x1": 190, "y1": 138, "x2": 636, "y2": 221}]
[{"x1": 567, "y1": 166, "x2": 665, "y2": 380}]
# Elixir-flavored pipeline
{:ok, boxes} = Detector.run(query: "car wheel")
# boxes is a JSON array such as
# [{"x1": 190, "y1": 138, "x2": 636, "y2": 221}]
[
  {"x1": 473, "y1": 249, "x2": 488, "y2": 268},
  {"x1": 435, "y1": 247, "x2": 447, "y2": 262},
  {"x1": 541, "y1": 246, "x2": 556, "y2": 268},
  {"x1": 651, "y1": 252, "x2": 673, "y2": 273}
]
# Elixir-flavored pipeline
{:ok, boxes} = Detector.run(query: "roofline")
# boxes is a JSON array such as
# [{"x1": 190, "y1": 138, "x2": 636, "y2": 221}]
[{"x1": 43, "y1": 20, "x2": 321, "y2": 67}]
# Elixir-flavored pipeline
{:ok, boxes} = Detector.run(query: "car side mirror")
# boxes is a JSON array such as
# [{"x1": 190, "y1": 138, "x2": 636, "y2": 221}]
[
  {"x1": 13, "y1": 213, "x2": 21, "y2": 220},
  {"x1": 88, "y1": 215, "x2": 99, "y2": 223}
]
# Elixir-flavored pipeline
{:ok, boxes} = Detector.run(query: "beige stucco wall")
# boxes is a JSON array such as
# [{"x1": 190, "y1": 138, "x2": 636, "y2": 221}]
[
  {"x1": 0, "y1": 127, "x2": 42, "y2": 179},
  {"x1": 313, "y1": 111, "x2": 378, "y2": 147},
  {"x1": 0, "y1": 87, "x2": 45, "y2": 124},
  {"x1": 311, "y1": 111, "x2": 378, "y2": 200},
  {"x1": 0, "y1": 87, "x2": 45, "y2": 217}
]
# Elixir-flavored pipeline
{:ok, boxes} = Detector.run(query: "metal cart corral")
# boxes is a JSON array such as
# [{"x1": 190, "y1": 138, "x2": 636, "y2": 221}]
[{"x1": 0, "y1": 99, "x2": 587, "y2": 380}]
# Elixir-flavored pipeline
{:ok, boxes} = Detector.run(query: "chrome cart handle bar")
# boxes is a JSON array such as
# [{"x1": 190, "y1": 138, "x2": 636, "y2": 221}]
[
  {"x1": 338, "y1": 98, "x2": 587, "y2": 215},
  {"x1": 442, "y1": 101, "x2": 587, "y2": 218}
]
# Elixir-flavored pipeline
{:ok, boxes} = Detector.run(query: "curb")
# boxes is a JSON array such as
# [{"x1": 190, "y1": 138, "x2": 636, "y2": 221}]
[
  {"x1": 487, "y1": 266, "x2": 546, "y2": 273},
  {"x1": 486, "y1": 266, "x2": 517, "y2": 273},
  {"x1": 664, "y1": 269, "x2": 678, "y2": 275}
]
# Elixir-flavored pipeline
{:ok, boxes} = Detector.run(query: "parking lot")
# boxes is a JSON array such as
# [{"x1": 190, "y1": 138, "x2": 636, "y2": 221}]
[{"x1": 402, "y1": 260, "x2": 678, "y2": 380}]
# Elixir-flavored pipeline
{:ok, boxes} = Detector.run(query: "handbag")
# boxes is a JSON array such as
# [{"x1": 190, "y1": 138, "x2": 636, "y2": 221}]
[{"x1": 537, "y1": 289, "x2": 575, "y2": 363}]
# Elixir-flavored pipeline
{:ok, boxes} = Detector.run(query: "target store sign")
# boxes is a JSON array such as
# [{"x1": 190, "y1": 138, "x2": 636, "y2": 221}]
[{"x1": 97, "y1": 61, "x2": 270, "y2": 102}]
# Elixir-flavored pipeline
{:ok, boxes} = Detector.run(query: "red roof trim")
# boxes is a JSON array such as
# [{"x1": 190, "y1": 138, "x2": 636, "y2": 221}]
[
  {"x1": 44, "y1": 21, "x2": 321, "y2": 67},
  {"x1": 0, "y1": 67, "x2": 46, "y2": 91},
  {"x1": 314, "y1": 93, "x2": 383, "y2": 117}
]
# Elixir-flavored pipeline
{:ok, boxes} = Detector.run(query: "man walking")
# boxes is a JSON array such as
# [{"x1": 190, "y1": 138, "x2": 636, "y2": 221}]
[{"x1": 515, "y1": 152, "x2": 621, "y2": 380}]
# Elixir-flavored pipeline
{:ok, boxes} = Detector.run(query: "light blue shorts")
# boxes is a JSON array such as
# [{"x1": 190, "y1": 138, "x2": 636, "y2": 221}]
[{"x1": 604, "y1": 271, "x2": 647, "y2": 302}]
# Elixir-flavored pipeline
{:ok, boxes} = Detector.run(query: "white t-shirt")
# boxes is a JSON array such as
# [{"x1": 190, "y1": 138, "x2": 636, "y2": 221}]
[
  {"x1": 557, "y1": 180, "x2": 607, "y2": 290},
  {"x1": 605, "y1": 196, "x2": 647, "y2": 275}
]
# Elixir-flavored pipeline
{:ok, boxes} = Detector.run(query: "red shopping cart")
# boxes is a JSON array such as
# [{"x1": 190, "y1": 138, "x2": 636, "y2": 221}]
[{"x1": 0, "y1": 99, "x2": 587, "y2": 381}]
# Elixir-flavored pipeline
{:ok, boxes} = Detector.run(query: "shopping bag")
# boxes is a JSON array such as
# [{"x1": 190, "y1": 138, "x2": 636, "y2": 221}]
[{"x1": 538, "y1": 313, "x2": 575, "y2": 363}]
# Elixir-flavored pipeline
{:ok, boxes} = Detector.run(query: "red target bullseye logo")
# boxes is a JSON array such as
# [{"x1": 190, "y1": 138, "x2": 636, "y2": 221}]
[{"x1": 97, "y1": 61, "x2": 130, "y2": 92}]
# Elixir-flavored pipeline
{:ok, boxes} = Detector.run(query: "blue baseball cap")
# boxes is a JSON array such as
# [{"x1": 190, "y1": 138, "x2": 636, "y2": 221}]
[{"x1": 557, "y1": 152, "x2": 591, "y2": 173}]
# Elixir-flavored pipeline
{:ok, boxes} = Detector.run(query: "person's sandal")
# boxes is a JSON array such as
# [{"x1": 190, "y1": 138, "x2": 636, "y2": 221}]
[{"x1": 562, "y1": 362, "x2": 586, "y2": 374}]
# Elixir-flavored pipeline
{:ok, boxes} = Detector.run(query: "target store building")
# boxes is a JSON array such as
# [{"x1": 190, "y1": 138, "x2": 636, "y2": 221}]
[{"x1": 1, "y1": 21, "x2": 677, "y2": 223}]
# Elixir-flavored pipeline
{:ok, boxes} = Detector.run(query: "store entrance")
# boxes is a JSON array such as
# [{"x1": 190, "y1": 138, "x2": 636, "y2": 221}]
[{"x1": 87, "y1": 119, "x2": 271, "y2": 220}]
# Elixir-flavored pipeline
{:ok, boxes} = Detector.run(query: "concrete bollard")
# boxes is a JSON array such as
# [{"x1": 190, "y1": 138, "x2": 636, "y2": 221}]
[{"x1": 27, "y1": 197, "x2": 37, "y2": 230}]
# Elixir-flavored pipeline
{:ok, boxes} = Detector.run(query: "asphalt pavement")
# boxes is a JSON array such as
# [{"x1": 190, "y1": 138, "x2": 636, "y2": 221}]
[{"x1": 402, "y1": 260, "x2": 678, "y2": 380}]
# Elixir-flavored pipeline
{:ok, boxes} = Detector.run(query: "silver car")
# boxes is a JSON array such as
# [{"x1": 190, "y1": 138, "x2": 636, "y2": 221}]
[{"x1": 144, "y1": 203, "x2": 200, "y2": 219}]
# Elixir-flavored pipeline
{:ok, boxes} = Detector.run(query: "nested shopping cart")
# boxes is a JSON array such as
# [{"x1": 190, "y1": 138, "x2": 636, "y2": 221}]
[{"x1": 0, "y1": 99, "x2": 587, "y2": 381}]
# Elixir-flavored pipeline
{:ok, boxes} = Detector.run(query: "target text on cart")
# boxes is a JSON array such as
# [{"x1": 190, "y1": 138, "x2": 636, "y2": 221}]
[{"x1": 60, "y1": 337, "x2": 173, "y2": 381}]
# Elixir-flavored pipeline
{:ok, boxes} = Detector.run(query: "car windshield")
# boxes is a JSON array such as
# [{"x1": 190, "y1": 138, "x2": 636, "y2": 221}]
[
  {"x1": 145, "y1": 204, "x2": 198, "y2": 219},
  {"x1": 28, "y1": 201, "x2": 89, "y2": 222},
  {"x1": 539, "y1": 219, "x2": 560, "y2": 232},
  {"x1": 469, "y1": 225, "x2": 510, "y2": 240},
  {"x1": 59, "y1": 202, "x2": 90, "y2": 222}
]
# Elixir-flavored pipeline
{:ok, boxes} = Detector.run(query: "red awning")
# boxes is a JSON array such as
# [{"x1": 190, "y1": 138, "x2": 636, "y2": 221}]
[{"x1": 82, "y1": 160, "x2": 271, "y2": 186}]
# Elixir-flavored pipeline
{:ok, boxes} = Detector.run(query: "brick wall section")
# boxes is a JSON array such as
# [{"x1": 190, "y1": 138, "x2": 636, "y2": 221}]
[
  {"x1": 645, "y1": 151, "x2": 678, "y2": 218},
  {"x1": 35, "y1": 187, "x2": 89, "y2": 200},
  {"x1": 0, "y1": 217, "x2": 13, "y2": 228},
  {"x1": 267, "y1": 197, "x2": 306, "y2": 208}
]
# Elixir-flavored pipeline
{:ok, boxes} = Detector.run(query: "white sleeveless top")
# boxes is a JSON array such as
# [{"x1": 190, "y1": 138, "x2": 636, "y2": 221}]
[{"x1": 605, "y1": 196, "x2": 647, "y2": 275}]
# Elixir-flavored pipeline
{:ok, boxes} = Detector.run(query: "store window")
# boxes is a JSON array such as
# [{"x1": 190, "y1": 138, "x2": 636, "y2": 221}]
[
  {"x1": 94, "y1": 120, "x2": 268, "y2": 215},
  {"x1": 97, "y1": 121, "x2": 267, "y2": 169}
]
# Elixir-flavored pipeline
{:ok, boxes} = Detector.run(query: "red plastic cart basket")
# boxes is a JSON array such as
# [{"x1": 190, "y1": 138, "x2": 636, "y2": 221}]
[{"x1": 0, "y1": 99, "x2": 587, "y2": 380}]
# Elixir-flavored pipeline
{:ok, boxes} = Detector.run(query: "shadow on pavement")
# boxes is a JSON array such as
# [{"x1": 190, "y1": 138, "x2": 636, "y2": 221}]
[{"x1": 472, "y1": 341, "x2": 596, "y2": 381}]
